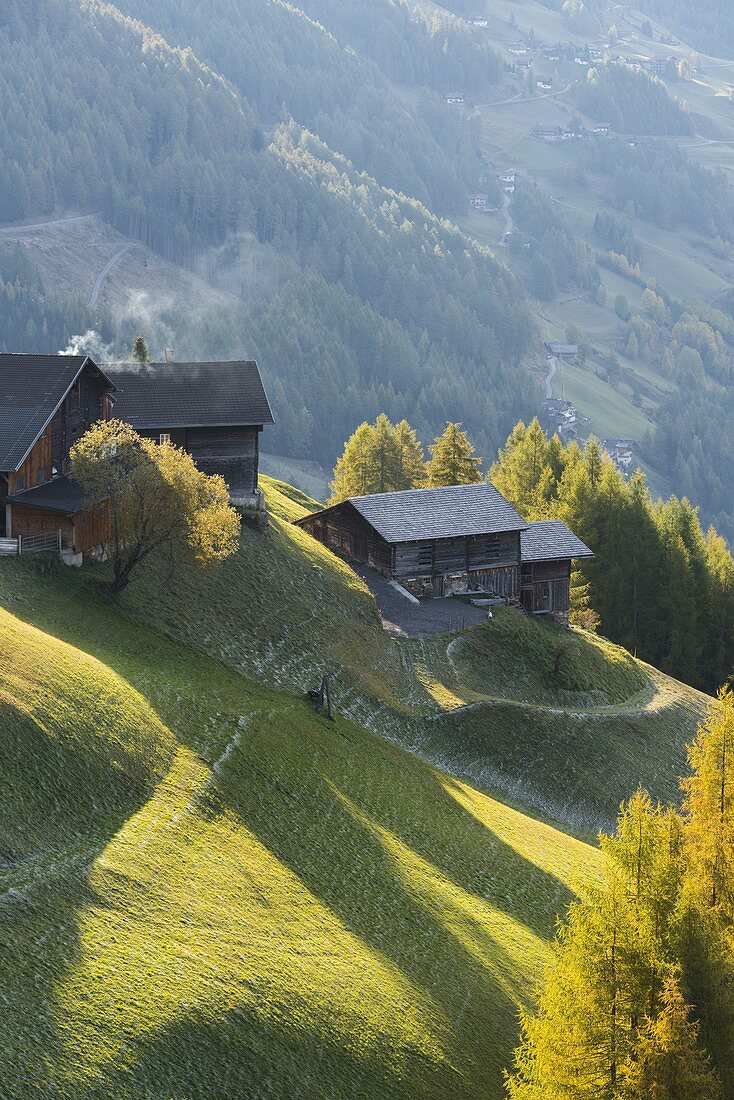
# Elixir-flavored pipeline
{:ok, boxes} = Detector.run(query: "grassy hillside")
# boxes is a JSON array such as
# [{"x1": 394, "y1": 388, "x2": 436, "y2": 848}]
[
  {"x1": 0, "y1": 475, "x2": 711, "y2": 1096},
  {"x1": 109, "y1": 477, "x2": 710, "y2": 828},
  {"x1": 0, "y1": 559, "x2": 596, "y2": 1099}
]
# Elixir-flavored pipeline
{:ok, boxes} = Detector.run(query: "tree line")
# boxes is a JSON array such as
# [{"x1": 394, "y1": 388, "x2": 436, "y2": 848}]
[
  {"x1": 492, "y1": 419, "x2": 734, "y2": 693},
  {"x1": 573, "y1": 62, "x2": 694, "y2": 136},
  {"x1": 328, "y1": 415, "x2": 482, "y2": 502},
  {"x1": 506, "y1": 688, "x2": 734, "y2": 1099}
]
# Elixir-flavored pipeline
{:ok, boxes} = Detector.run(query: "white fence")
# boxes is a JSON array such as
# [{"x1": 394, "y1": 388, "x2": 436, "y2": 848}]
[{"x1": 0, "y1": 531, "x2": 62, "y2": 555}]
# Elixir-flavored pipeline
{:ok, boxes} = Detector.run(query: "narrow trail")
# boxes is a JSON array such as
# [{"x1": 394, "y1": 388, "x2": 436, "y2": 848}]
[
  {"x1": 544, "y1": 356, "x2": 557, "y2": 398},
  {"x1": 0, "y1": 213, "x2": 100, "y2": 234},
  {"x1": 88, "y1": 244, "x2": 135, "y2": 306},
  {"x1": 474, "y1": 79, "x2": 577, "y2": 109},
  {"x1": 497, "y1": 194, "x2": 514, "y2": 246}
]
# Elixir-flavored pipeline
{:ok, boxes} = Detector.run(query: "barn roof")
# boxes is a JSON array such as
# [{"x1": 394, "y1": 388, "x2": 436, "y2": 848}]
[
  {"x1": 0, "y1": 354, "x2": 114, "y2": 472},
  {"x1": 520, "y1": 520, "x2": 594, "y2": 563},
  {"x1": 308, "y1": 483, "x2": 529, "y2": 543},
  {"x1": 105, "y1": 360, "x2": 274, "y2": 430}
]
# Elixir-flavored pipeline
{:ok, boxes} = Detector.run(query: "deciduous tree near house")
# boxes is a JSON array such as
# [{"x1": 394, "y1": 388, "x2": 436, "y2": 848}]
[
  {"x1": 424, "y1": 422, "x2": 482, "y2": 486},
  {"x1": 70, "y1": 420, "x2": 240, "y2": 592}
]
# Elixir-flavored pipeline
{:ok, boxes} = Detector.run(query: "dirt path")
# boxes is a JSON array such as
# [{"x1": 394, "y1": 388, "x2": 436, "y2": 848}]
[
  {"x1": 0, "y1": 213, "x2": 100, "y2": 234},
  {"x1": 497, "y1": 194, "x2": 514, "y2": 246},
  {"x1": 88, "y1": 244, "x2": 135, "y2": 306},
  {"x1": 544, "y1": 356, "x2": 557, "y2": 398},
  {"x1": 475, "y1": 79, "x2": 577, "y2": 109}
]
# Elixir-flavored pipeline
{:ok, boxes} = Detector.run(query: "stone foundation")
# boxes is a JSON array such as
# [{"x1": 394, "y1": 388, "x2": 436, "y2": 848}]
[{"x1": 443, "y1": 571, "x2": 470, "y2": 597}]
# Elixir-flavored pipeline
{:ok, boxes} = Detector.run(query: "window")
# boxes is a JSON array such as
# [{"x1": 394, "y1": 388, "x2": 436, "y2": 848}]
[
  {"x1": 15, "y1": 474, "x2": 24, "y2": 492},
  {"x1": 159, "y1": 433, "x2": 171, "y2": 445},
  {"x1": 37, "y1": 468, "x2": 46, "y2": 485}
]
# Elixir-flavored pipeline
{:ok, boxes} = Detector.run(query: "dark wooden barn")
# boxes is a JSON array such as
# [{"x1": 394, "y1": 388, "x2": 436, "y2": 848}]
[
  {"x1": 296, "y1": 485, "x2": 593, "y2": 612},
  {"x1": 105, "y1": 360, "x2": 274, "y2": 507},
  {"x1": 1, "y1": 354, "x2": 273, "y2": 563},
  {"x1": 296, "y1": 483, "x2": 529, "y2": 599}
]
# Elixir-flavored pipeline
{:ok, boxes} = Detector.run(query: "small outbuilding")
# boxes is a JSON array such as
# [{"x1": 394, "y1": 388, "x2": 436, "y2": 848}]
[{"x1": 520, "y1": 520, "x2": 594, "y2": 614}]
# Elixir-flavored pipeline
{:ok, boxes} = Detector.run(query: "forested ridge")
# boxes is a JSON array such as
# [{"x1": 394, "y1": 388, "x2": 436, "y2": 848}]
[{"x1": 0, "y1": 0, "x2": 535, "y2": 466}]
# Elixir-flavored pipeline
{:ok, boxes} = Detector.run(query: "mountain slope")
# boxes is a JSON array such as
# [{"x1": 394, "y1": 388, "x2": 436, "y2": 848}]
[
  {"x1": 107, "y1": 477, "x2": 710, "y2": 828},
  {"x1": 0, "y1": 475, "x2": 711, "y2": 1096},
  {"x1": 0, "y1": 562, "x2": 595, "y2": 1100}
]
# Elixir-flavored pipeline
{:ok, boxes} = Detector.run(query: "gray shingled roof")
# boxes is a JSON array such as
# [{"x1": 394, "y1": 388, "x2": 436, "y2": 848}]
[
  {"x1": 4, "y1": 475, "x2": 85, "y2": 515},
  {"x1": 521, "y1": 520, "x2": 594, "y2": 563},
  {"x1": 341, "y1": 483, "x2": 528, "y2": 543},
  {"x1": 105, "y1": 361, "x2": 274, "y2": 429},
  {"x1": 0, "y1": 354, "x2": 91, "y2": 471}
]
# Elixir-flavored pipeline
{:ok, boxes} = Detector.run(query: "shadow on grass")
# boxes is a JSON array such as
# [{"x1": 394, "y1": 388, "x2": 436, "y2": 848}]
[{"x1": 0, "y1": 559, "x2": 577, "y2": 1098}]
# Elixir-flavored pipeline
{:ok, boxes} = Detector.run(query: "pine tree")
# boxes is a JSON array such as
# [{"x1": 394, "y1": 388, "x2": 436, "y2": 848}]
[
  {"x1": 131, "y1": 334, "x2": 150, "y2": 363},
  {"x1": 425, "y1": 422, "x2": 482, "y2": 487},
  {"x1": 619, "y1": 978, "x2": 720, "y2": 1100}
]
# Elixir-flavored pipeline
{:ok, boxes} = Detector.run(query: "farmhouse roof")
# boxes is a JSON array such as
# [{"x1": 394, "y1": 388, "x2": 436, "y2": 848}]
[
  {"x1": 521, "y1": 520, "x2": 594, "y2": 563},
  {"x1": 105, "y1": 360, "x2": 274, "y2": 430},
  {"x1": 4, "y1": 474, "x2": 85, "y2": 515},
  {"x1": 0, "y1": 353, "x2": 115, "y2": 472},
  {"x1": 304, "y1": 483, "x2": 529, "y2": 543}
]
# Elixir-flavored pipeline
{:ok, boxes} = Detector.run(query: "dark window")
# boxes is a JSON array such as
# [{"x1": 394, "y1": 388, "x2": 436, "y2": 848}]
[
  {"x1": 15, "y1": 474, "x2": 24, "y2": 491},
  {"x1": 69, "y1": 381, "x2": 81, "y2": 411},
  {"x1": 81, "y1": 512, "x2": 89, "y2": 527},
  {"x1": 416, "y1": 542, "x2": 433, "y2": 568},
  {"x1": 37, "y1": 468, "x2": 46, "y2": 485}
]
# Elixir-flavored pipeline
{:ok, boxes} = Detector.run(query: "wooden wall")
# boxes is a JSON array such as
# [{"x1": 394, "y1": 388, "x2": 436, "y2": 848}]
[
  {"x1": 299, "y1": 505, "x2": 392, "y2": 574},
  {"x1": 136, "y1": 426, "x2": 261, "y2": 495},
  {"x1": 393, "y1": 530, "x2": 520, "y2": 579},
  {"x1": 8, "y1": 503, "x2": 109, "y2": 554},
  {"x1": 8, "y1": 426, "x2": 52, "y2": 494},
  {"x1": 520, "y1": 560, "x2": 572, "y2": 613}
]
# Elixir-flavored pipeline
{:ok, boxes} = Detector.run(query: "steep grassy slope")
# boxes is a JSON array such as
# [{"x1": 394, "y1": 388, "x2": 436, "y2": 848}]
[
  {"x1": 116, "y1": 476, "x2": 710, "y2": 828},
  {"x1": 0, "y1": 562, "x2": 597, "y2": 1099}
]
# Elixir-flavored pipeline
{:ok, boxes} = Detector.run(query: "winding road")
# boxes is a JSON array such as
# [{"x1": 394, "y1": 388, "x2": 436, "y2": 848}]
[
  {"x1": 544, "y1": 356, "x2": 558, "y2": 398},
  {"x1": 0, "y1": 213, "x2": 100, "y2": 234}
]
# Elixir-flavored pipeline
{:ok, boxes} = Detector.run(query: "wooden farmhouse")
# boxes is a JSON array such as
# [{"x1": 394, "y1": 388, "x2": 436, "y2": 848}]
[
  {"x1": 0, "y1": 354, "x2": 272, "y2": 562},
  {"x1": 296, "y1": 483, "x2": 593, "y2": 613},
  {"x1": 105, "y1": 360, "x2": 273, "y2": 507}
]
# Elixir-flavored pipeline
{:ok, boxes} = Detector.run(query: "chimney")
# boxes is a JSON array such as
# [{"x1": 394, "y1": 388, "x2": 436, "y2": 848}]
[{"x1": 164, "y1": 347, "x2": 173, "y2": 363}]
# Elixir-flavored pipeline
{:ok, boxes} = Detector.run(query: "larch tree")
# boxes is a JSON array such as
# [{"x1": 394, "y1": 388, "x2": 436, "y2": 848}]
[
  {"x1": 490, "y1": 418, "x2": 558, "y2": 518},
  {"x1": 329, "y1": 421, "x2": 379, "y2": 502},
  {"x1": 394, "y1": 419, "x2": 426, "y2": 488},
  {"x1": 424, "y1": 422, "x2": 482, "y2": 487},
  {"x1": 70, "y1": 419, "x2": 241, "y2": 592},
  {"x1": 619, "y1": 978, "x2": 720, "y2": 1100},
  {"x1": 329, "y1": 416, "x2": 425, "y2": 502},
  {"x1": 506, "y1": 792, "x2": 684, "y2": 1099}
]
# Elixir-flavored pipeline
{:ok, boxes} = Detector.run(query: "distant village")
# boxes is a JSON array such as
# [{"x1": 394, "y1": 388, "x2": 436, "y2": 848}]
[{"x1": 540, "y1": 344, "x2": 636, "y2": 477}]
